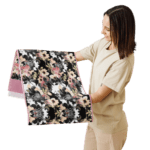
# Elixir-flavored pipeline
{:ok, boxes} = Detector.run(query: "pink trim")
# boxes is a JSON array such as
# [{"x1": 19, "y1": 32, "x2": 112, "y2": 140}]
[
  {"x1": 8, "y1": 50, "x2": 18, "y2": 92},
  {"x1": 74, "y1": 52, "x2": 93, "y2": 122},
  {"x1": 17, "y1": 50, "x2": 30, "y2": 125}
]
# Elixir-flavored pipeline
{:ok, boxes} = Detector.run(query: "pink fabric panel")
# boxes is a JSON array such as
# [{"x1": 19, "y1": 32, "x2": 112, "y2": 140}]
[{"x1": 8, "y1": 78, "x2": 23, "y2": 94}]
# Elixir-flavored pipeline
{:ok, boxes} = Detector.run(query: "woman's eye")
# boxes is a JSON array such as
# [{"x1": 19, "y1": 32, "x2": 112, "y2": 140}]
[{"x1": 102, "y1": 24, "x2": 110, "y2": 31}]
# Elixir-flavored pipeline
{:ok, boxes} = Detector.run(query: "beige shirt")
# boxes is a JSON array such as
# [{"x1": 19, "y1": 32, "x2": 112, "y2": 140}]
[{"x1": 80, "y1": 37, "x2": 134, "y2": 134}]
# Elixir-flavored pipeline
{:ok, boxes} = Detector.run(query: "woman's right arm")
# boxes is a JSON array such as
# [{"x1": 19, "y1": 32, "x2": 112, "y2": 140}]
[{"x1": 75, "y1": 51, "x2": 85, "y2": 61}]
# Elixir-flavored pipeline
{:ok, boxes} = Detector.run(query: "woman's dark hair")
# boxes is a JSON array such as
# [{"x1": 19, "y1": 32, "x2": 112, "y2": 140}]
[{"x1": 104, "y1": 5, "x2": 136, "y2": 59}]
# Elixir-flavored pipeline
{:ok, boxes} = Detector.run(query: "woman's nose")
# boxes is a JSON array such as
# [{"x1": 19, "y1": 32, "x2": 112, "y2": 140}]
[
  {"x1": 101, "y1": 29, "x2": 104, "y2": 34},
  {"x1": 101, "y1": 27, "x2": 105, "y2": 34}
]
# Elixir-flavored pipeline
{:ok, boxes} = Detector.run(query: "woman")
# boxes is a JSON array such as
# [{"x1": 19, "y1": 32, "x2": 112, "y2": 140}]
[{"x1": 75, "y1": 5, "x2": 136, "y2": 150}]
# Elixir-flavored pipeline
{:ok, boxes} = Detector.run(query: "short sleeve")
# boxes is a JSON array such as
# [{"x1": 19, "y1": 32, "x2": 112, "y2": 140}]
[
  {"x1": 101, "y1": 60, "x2": 132, "y2": 93},
  {"x1": 79, "y1": 38, "x2": 103, "y2": 63}
]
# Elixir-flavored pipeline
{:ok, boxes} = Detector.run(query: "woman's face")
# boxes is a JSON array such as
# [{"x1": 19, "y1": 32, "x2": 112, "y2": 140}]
[{"x1": 101, "y1": 14, "x2": 111, "y2": 41}]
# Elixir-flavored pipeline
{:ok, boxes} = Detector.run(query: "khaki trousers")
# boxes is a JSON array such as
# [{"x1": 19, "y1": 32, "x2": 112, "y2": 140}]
[{"x1": 84, "y1": 124, "x2": 128, "y2": 150}]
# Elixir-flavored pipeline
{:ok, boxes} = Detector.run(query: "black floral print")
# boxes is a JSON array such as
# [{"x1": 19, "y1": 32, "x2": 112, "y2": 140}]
[{"x1": 11, "y1": 49, "x2": 93, "y2": 125}]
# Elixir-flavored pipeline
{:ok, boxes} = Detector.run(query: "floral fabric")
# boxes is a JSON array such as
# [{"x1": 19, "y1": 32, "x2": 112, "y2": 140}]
[{"x1": 8, "y1": 49, "x2": 93, "y2": 125}]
